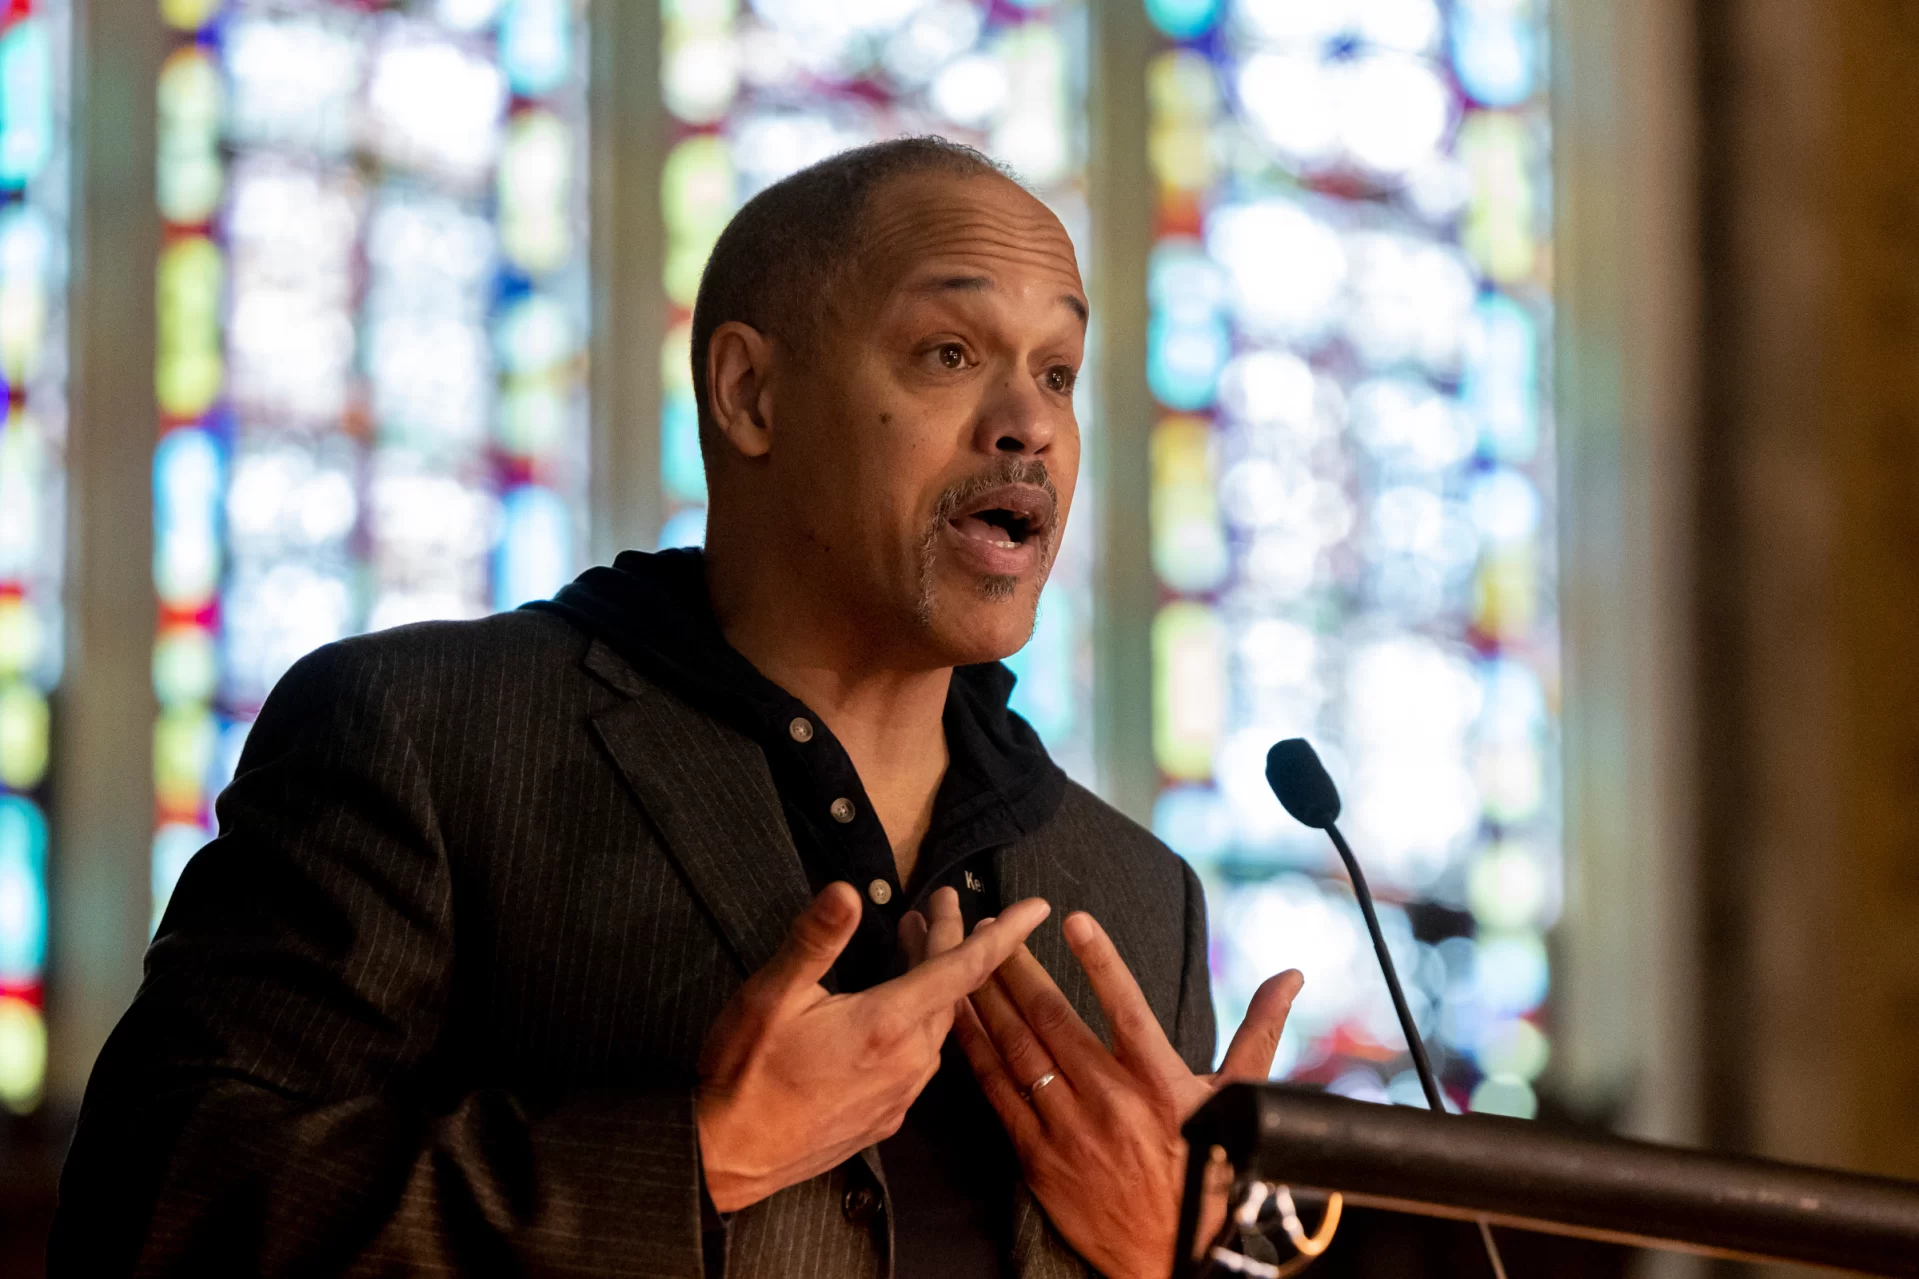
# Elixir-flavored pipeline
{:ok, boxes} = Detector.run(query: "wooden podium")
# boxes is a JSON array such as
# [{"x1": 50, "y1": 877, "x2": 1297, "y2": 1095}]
[{"x1": 1173, "y1": 1084, "x2": 1919, "y2": 1276}]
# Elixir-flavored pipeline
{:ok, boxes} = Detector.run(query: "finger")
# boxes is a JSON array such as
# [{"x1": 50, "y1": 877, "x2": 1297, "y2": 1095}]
[
  {"x1": 1063, "y1": 911, "x2": 1191, "y2": 1088},
  {"x1": 993, "y1": 943, "x2": 1121, "y2": 1086},
  {"x1": 899, "y1": 910, "x2": 928, "y2": 968},
  {"x1": 969, "y1": 972, "x2": 1068, "y2": 1107},
  {"x1": 925, "y1": 886, "x2": 964, "y2": 959},
  {"x1": 754, "y1": 882, "x2": 862, "y2": 999},
  {"x1": 951, "y1": 996, "x2": 1045, "y2": 1148},
  {"x1": 885, "y1": 896, "x2": 1050, "y2": 1011},
  {"x1": 1216, "y1": 969, "x2": 1305, "y2": 1083}
]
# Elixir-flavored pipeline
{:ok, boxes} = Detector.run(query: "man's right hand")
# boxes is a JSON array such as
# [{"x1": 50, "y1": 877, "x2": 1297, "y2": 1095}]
[{"x1": 695, "y1": 883, "x2": 1050, "y2": 1212}]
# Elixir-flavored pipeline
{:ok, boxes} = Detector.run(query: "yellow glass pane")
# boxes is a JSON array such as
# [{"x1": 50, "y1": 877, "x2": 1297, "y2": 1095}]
[
  {"x1": 0, "y1": 682, "x2": 48, "y2": 790},
  {"x1": 153, "y1": 704, "x2": 216, "y2": 819},
  {"x1": 156, "y1": 235, "x2": 224, "y2": 417},
  {"x1": 1148, "y1": 49, "x2": 1217, "y2": 127},
  {"x1": 0, "y1": 598, "x2": 38, "y2": 677},
  {"x1": 0, "y1": 409, "x2": 45, "y2": 565},
  {"x1": 157, "y1": 48, "x2": 224, "y2": 225},
  {"x1": 0, "y1": 278, "x2": 44, "y2": 382},
  {"x1": 152, "y1": 623, "x2": 218, "y2": 706},
  {"x1": 0, "y1": 997, "x2": 44, "y2": 1114},
  {"x1": 158, "y1": 0, "x2": 220, "y2": 33},
  {"x1": 1458, "y1": 111, "x2": 1536, "y2": 284},
  {"x1": 1467, "y1": 841, "x2": 1547, "y2": 929},
  {"x1": 661, "y1": 134, "x2": 734, "y2": 240},
  {"x1": 1152, "y1": 602, "x2": 1224, "y2": 781},
  {"x1": 1149, "y1": 124, "x2": 1213, "y2": 194},
  {"x1": 1150, "y1": 416, "x2": 1228, "y2": 593},
  {"x1": 1473, "y1": 545, "x2": 1536, "y2": 639},
  {"x1": 662, "y1": 321, "x2": 693, "y2": 393},
  {"x1": 662, "y1": 0, "x2": 738, "y2": 28},
  {"x1": 499, "y1": 375, "x2": 570, "y2": 459},
  {"x1": 500, "y1": 111, "x2": 572, "y2": 274}
]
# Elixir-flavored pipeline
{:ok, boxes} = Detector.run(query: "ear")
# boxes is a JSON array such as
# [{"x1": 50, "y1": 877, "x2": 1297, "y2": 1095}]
[{"x1": 706, "y1": 320, "x2": 777, "y2": 460}]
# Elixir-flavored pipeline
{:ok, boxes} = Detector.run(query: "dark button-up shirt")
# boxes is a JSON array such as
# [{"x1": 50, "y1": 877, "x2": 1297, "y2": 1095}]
[{"x1": 533, "y1": 548, "x2": 1069, "y2": 1278}]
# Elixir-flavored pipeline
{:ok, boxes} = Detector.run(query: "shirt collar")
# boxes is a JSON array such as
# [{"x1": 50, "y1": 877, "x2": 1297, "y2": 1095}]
[{"x1": 526, "y1": 548, "x2": 1066, "y2": 839}]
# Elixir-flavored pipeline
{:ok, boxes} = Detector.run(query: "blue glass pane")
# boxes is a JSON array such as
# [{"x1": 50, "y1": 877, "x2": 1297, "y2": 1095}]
[
  {"x1": 661, "y1": 389, "x2": 706, "y2": 505},
  {"x1": 0, "y1": 20, "x2": 52, "y2": 190},
  {"x1": 1452, "y1": 11, "x2": 1535, "y2": 107},
  {"x1": 0, "y1": 796, "x2": 47, "y2": 981},
  {"x1": 501, "y1": 0, "x2": 572, "y2": 96},
  {"x1": 1004, "y1": 584, "x2": 1076, "y2": 747},
  {"x1": 496, "y1": 484, "x2": 573, "y2": 609},
  {"x1": 1145, "y1": 0, "x2": 1224, "y2": 41}
]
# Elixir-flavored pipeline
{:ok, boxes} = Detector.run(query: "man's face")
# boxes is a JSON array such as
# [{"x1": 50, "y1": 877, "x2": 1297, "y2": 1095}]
[{"x1": 765, "y1": 172, "x2": 1086, "y2": 667}]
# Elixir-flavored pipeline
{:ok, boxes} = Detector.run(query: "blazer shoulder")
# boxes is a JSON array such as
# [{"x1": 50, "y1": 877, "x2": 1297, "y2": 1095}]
[
  {"x1": 281, "y1": 609, "x2": 588, "y2": 692},
  {"x1": 260, "y1": 610, "x2": 596, "y2": 739}
]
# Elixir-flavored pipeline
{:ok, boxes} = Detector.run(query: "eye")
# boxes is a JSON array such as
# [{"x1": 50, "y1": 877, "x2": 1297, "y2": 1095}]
[
  {"x1": 937, "y1": 342, "x2": 966, "y2": 370},
  {"x1": 1043, "y1": 365, "x2": 1077, "y2": 395}
]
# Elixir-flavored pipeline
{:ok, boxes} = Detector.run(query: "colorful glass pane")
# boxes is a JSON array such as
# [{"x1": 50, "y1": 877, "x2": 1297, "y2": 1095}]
[
  {"x1": 1147, "y1": 0, "x2": 1559, "y2": 1114},
  {"x1": 152, "y1": 0, "x2": 591, "y2": 923},
  {"x1": 657, "y1": 0, "x2": 1096, "y2": 780},
  {"x1": 0, "y1": 0, "x2": 67, "y2": 1115}
]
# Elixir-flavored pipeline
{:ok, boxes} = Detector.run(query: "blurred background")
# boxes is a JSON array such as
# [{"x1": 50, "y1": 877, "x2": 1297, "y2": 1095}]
[{"x1": 0, "y1": 0, "x2": 1914, "y2": 1275}]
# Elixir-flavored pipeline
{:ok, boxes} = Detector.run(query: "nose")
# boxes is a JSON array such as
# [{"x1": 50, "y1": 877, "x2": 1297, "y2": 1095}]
[{"x1": 972, "y1": 368, "x2": 1058, "y2": 457}]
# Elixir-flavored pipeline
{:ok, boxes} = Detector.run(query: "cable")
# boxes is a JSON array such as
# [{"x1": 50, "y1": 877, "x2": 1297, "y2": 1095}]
[{"x1": 1212, "y1": 1183, "x2": 1345, "y2": 1278}]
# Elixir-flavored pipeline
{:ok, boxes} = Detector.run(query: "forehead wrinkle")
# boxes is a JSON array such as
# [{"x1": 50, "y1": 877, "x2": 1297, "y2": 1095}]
[
  {"x1": 868, "y1": 238, "x2": 1084, "y2": 312},
  {"x1": 866, "y1": 219, "x2": 1076, "y2": 269},
  {"x1": 859, "y1": 187, "x2": 1079, "y2": 265},
  {"x1": 842, "y1": 176, "x2": 1084, "y2": 329}
]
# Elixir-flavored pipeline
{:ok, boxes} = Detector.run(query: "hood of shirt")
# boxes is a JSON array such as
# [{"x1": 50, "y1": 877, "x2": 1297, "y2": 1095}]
[{"x1": 524, "y1": 547, "x2": 1067, "y2": 838}]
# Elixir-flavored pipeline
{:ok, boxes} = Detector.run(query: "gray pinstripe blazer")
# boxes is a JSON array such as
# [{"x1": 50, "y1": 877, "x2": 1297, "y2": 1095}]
[{"x1": 52, "y1": 610, "x2": 1217, "y2": 1278}]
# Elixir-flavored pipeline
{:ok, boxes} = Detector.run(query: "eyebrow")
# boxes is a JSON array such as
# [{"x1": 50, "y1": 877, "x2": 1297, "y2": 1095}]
[{"x1": 913, "y1": 274, "x2": 1090, "y2": 326}]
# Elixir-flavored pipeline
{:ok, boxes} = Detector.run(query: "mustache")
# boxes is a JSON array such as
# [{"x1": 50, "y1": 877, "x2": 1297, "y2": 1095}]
[{"x1": 930, "y1": 457, "x2": 1059, "y2": 529}]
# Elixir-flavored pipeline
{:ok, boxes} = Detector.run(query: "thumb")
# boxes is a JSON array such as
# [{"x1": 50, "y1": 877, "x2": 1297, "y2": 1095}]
[
  {"x1": 756, "y1": 882, "x2": 862, "y2": 999},
  {"x1": 1216, "y1": 969, "x2": 1305, "y2": 1084}
]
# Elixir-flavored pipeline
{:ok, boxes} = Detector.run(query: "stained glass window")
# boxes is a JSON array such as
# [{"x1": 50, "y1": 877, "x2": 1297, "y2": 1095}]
[
  {"x1": 152, "y1": 0, "x2": 590, "y2": 922},
  {"x1": 0, "y1": 0, "x2": 67, "y2": 1115},
  {"x1": 657, "y1": 0, "x2": 1097, "y2": 780},
  {"x1": 1146, "y1": 0, "x2": 1558, "y2": 1116}
]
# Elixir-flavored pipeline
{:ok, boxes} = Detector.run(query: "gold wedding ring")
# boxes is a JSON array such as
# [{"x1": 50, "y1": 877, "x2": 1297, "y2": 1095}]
[{"x1": 1021, "y1": 1071, "x2": 1058, "y2": 1102}]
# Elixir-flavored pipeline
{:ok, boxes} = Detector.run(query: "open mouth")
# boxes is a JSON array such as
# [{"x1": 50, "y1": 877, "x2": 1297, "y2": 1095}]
[
  {"x1": 951, "y1": 507, "x2": 1036, "y2": 549},
  {"x1": 945, "y1": 484, "x2": 1053, "y2": 554}
]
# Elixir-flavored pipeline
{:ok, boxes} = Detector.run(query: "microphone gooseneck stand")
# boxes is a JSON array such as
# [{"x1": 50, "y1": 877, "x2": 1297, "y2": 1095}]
[
  {"x1": 1323, "y1": 819, "x2": 1508, "y2": 1279},
  {"x1": 1261, "y1": 738, "x2": 1509, "y2": 1279}
]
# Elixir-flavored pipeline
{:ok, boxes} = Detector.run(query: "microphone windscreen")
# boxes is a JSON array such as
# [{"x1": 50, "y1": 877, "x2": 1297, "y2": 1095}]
[{"x1": 1266, "y1": 738, "x2": 1341, "y2": 829}]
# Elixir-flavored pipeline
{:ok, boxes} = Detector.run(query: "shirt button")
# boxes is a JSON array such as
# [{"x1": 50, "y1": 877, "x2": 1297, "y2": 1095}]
[
  {"x1": 867, "y1": 879, "x2": 893, "y2": 906},
  {"x1": 842, "y1": 1183, "x2": 880, "y2": 1226},
  {"x1": 788, "y1": 717, "x2": 813, "y2": 743},
  {"x1": 829, "y1": 797, "x2": 855, "y2": 823}
]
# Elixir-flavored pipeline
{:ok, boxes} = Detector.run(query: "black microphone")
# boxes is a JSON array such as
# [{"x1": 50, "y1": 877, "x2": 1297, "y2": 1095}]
[{"x1": 1265, "y1": 737, "x2": 1510, "y2": 1279}]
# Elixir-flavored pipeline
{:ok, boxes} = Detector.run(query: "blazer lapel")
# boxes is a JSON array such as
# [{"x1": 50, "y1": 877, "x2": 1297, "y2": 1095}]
[
  {"x1": 998, "y1": 840, "x2": 1104, "y2": 1279},
  {"x1": 583, "y1": 640, "x2": 814, "y2": 979},
  {"x1": 996, "y1": 839, "x2": 1111, "y2": 1044}
]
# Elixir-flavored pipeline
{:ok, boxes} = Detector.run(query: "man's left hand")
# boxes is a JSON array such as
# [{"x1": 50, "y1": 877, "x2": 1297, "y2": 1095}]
[{"x1": 947, "y1": 911, "x2": 1302, "y2": 1279}]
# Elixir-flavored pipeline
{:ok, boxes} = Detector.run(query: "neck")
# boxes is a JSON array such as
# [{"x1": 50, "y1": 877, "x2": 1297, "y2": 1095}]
[{"x1": 705, "y1": 543, "x2": 951, "y2": 885}]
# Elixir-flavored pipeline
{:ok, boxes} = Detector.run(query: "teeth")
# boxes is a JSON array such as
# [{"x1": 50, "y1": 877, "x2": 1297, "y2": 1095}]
[{"x1": 992, "y1": 539, "x2": 1018, "y2": 549}]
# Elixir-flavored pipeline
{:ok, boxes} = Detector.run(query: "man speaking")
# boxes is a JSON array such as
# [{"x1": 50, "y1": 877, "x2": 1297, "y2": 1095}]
[{"x1": 53, "y1": 139, "x2": 1301, "y2": 1278}]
